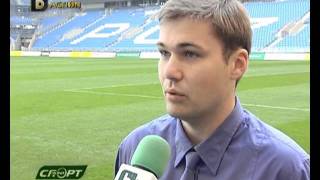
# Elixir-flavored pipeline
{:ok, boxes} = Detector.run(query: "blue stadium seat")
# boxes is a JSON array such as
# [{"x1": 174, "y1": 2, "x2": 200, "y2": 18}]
[{"x1": 31, "y1": 1, "x2": 310, "y2": 52}]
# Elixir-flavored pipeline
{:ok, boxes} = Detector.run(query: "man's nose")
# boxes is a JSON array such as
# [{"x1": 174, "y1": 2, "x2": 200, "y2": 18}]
[{"x1": 163, "y1": 55, "x2": 183, "y2": 82}]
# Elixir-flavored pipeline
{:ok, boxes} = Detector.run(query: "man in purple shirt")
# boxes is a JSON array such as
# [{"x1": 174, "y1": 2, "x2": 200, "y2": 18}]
[{"x1": 114, "y1": 0, "x2": 310, "y2": 179}]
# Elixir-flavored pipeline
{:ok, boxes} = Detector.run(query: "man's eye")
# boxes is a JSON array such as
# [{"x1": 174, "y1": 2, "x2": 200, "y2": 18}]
[
  {"x1": 184, "y1": 51, "x2": 199, "y2": 58},
  {"x1": 159, "y1": 50, "x2": 171, "y2": 58}
]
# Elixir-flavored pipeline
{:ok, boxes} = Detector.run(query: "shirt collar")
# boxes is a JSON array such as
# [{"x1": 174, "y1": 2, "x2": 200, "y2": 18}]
[
  {"x1": 174, "y1": 97, "x2": 244, "y2": 176},
  {"x1": 174, "y1": 119, "x2": 194, "y2": 167}
]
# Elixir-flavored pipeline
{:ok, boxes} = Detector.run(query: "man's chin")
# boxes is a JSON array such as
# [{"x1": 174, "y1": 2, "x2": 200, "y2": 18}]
[
  {"x1": 167, "y1": 109, "x2": 189, "y2": 120},
  {"x1": 167, "y1": 109, "x2": 181, "y2": 118},
  {"x1": 166, "y1": 104, "x2": 192, "y2": 119}
]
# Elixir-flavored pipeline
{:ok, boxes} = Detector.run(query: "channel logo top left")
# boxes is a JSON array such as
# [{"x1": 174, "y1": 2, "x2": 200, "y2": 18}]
[{"x1": 31, "y1": 0, "x2": 48, "y2": 11}]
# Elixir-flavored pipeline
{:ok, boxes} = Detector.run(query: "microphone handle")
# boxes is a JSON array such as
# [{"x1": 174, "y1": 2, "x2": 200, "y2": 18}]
[{"x1": 114, "y1": 164, "x2": 158, "y2": 180}]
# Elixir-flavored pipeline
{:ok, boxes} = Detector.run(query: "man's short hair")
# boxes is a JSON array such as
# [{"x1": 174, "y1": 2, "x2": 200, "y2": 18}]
[{"x1": 157, "y1": 0, "x2": 252, "y2": 62}]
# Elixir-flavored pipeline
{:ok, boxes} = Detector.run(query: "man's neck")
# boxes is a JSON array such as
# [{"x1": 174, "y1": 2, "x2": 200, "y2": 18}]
[{"x1": 181, "y1": 96, "x2": 236, "y2": 145}]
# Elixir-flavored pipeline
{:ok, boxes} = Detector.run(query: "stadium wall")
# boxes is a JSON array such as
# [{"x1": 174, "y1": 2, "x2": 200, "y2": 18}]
[{"x1": 10, "y1": 51, "x2": 310, "y2": 61}]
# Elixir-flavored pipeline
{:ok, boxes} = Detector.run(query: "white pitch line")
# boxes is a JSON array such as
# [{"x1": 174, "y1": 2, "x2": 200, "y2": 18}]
[
  {"x1": 65, "y1": 89, "x2": 162, "y2": 100},
  {"x1": 242, "y1": 103, "x2": 309, "y2": 112},
  {"x1": 65, "y1": 89, "x2": 309, "y2": 112},
  {"x1": 65, "y1": 82, "x2": 159, "y2": 91}
]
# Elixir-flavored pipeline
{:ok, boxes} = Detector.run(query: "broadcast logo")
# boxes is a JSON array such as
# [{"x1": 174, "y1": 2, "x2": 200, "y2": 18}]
[
  {"x1": 31, "y1": 0, "x2": 48, "y2": 11},
  {"x1": 36, "y1": 165, "x2": 87, "y2": 179},
  {"x1": 31, "y1": 0, "x2": 81, "y2": 11}
]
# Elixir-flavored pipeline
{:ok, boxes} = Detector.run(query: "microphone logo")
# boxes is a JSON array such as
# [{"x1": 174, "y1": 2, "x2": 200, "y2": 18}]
[{"x1": 118, "y1": 170, "x2": 138, "y2": 180}]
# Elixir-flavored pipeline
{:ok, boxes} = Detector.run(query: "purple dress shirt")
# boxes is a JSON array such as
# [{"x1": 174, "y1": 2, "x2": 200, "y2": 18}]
[{"x1": 115, "y1": 97, "x2": 310, "y2": 180}]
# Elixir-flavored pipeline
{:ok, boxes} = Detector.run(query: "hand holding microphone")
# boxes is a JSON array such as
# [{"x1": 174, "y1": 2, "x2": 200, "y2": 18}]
[{"x1": 114, "y1": 135, "x2": 171, "y2": 180}]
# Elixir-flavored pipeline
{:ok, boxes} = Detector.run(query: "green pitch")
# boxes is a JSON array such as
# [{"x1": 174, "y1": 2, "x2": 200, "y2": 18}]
[{"x1": 10, "y1": 56, "x2": 310, "y2": 179}]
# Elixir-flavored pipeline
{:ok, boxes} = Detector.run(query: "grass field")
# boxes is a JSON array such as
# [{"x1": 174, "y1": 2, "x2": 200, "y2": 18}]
[{"x1": 10, "y1": 56, "x2": 310, "y2": 180}]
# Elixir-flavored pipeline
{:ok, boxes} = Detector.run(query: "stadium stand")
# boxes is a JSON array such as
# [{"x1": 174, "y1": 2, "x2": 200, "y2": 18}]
[
  {"x1": 10, "y1": 0, "x2": 310, "y2": 53},
  {"x1": 32, "y1": 10, "x2": 103, "y2": 49},
  {"x1": 246, "y1": 0, "x2": 309, "y2": 52},
  {"x1": 10, "y1": 16, "x2": 36, "y2": 25},
  {"x1": 50, "y1": 9, "x2": 133, "y2": 51}
]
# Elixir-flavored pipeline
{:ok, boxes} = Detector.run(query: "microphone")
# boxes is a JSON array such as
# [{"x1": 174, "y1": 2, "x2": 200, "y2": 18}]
[{"x1": 114, "y1": 135, "x2": 171, "y2": 180}]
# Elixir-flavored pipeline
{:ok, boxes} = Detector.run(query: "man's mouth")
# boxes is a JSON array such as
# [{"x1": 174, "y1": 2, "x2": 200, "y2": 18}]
[{"x1": 165, "y1": 89, "x2": 186, "y2": 101}]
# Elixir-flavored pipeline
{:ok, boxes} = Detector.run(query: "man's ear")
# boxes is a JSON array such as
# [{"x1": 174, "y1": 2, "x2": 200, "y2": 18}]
[{"x1": 228, "y1": 48, "x2": 249, "y2": 81}]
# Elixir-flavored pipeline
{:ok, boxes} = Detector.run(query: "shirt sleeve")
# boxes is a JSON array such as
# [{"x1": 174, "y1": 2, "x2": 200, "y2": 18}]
[
  {"x1": 275, "y1": 156, "x2": 310, "y2": 180},
  {"x1": 277, "y1": 155, "x2": 309, "y2": 180},
  {"x1": 114, "y1": 147, "x2": 121, "y2": 178},
  {"x1": 295, "y1": 158, "x2": 310, "y2": 180},
  {"x1": 252, "y1": 147, "x2": 310, "y2": 180},
  {"x1": 114, "y1": 138, "x2": 136, "y2": 178},
  {"x1": 114, "y1": 142, "x2": 127, "y2": 178}
]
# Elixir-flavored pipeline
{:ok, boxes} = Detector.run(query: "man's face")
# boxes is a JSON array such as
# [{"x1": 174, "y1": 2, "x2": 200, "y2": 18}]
[{"x1": 157, "y1": 17, "x2": 236, "y2": 121}]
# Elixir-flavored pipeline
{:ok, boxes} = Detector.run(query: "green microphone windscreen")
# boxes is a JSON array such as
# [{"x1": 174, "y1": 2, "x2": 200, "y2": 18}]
[{"x1": 130, "y1": 135, "x2": 171, "y2": 178}]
